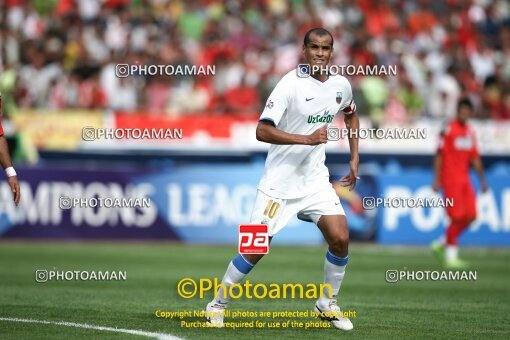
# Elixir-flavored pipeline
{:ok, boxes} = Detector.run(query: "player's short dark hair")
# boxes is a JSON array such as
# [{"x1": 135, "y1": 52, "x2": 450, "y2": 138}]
[
  {"x1": 303, "y1": 28, "x2": 334, "y2": 47},
  {"x1": 457, "y1": 98, "x2": 473, "y2": 111}
]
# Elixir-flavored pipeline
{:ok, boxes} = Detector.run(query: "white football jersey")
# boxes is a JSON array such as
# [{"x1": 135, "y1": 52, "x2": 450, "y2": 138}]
[{"x1": 257, "y1": 68, "x2": 356, "y2": 199}]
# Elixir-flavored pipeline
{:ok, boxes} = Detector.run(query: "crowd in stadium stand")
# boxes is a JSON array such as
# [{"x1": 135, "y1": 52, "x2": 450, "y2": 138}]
[{"x1": 1, "y1": 0, "x2": 510, "y2": 122}]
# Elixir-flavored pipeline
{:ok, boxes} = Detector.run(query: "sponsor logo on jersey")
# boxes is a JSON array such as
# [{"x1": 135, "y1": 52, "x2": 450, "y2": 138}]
[
  {"x1": 454, "y1": 136, "x2": 473, "y2": 150},
  {"x1": 308, "y1": 110, "x2": 334, "y2": 123}
]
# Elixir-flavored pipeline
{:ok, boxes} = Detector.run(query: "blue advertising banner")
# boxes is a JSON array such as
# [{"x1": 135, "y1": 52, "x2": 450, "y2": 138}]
[
  {"x1": 375, "y1": 170, "x2": 510, "y2": 246},
  {"x1": 4, "y1": 164, "x2": 505, "y2": 245},
  {"x1": 0, "y1": 167, "x2": 178, "y2": 239},
  {"x1": 1, "y1": 164, "x2": 349, "y2": 244}
]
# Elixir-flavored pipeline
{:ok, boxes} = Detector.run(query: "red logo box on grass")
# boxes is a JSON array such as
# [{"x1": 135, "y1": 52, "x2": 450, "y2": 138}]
[{"x1": 238, "y1": 224, "x2": 269, "y2": 254}]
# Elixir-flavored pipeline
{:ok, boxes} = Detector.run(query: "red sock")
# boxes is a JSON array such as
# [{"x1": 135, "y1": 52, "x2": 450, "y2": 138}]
[
  {"x1": 446, "y1": 223, "x2": 462, "y2": 245},
  {"x1": 446, "y1": 220, "x2": 471, "y2": 245},
  {"x1": 459, "y1": 220, "x2": 471, "y2": 233}
]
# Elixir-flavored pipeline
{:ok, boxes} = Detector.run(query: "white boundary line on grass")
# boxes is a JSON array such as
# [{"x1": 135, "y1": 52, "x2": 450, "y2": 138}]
[{"x1": 0, "y1": 317, "x2": 184, "y2": 340}]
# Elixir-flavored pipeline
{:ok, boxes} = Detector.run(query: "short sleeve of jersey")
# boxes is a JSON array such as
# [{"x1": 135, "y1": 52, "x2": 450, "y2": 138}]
[
  {"x1": 259, "y1": 76, "x2": 292, "y2": 127},
  {"x1": 437, "y1": 122, "x2": 452, "y2": 153},
  {"x1": 340, "y1": 81, "x2": 357, "y2": 115}
]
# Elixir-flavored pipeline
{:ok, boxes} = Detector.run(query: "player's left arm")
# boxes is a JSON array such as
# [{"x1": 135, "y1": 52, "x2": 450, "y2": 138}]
[
  {"x1": 339, "y1": 112, "x2": 359, "y2": 191},
  {"x1": 471, "y1": 156, "x2": 488, "y2": 193},
  {"x1": 469, "y1": 128, "x2": 488, "y2": 193},
  {"x1": 0, "y1": 119, "x2": 20, "y2": 205},
  {"x1": 0, "y1": 99, "x2": 20, "y2": 205}
]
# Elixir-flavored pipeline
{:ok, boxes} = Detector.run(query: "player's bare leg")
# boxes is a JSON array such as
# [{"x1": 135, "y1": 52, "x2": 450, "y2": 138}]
[
  {"x1": 205, "y1": 238, "x2": 271, "y2": 327},
  {"x1": 314, "y1": 214, "x2": 353, "y2": 331},
  {"x1": 317, "y1": 215, "x2": 349, "y2": 257},
  {"x1": 242, "y1": 253, "x2": 266, "y2": 265}
]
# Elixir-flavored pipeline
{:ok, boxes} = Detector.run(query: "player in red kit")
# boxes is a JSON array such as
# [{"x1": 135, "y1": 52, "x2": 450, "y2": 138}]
[{"x1": 431, "y1": 98, "x2": 488, "y2": 269}]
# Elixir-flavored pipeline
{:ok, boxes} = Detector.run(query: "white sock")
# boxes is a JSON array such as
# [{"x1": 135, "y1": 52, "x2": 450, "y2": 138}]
[
  {"x1": 446, "y1": 245, "x2": 458, "y2": 262},
  {"x1": 213, "y1": 255, "x2": 254, "y2": 305},
  {"x1": 318, "y1": 250, "x2": 348, "y2": 306}
]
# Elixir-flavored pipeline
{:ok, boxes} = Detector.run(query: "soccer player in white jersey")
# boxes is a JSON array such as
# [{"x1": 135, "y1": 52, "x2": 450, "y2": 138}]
[{"x1": 206, "y1": 28, "x2": 359, "y2": 331}]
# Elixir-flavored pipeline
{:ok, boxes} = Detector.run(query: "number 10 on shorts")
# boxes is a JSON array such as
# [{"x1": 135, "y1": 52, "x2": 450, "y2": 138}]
[{"x1": 238, "y1": 224, "x2": 269, "y2": 255}]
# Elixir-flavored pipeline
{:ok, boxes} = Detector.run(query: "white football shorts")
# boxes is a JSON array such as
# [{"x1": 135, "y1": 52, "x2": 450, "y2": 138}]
[{"x1": 250, "y1": 185, "x2": 345, "y2": 236}]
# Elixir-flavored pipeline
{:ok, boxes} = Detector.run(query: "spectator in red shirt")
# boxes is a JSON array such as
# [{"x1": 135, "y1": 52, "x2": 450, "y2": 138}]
[
  {"x1": 495, "y1": 90, "x2": 510, "y2": 120},
  {"x1": 224, "y1": 76, "x2": 260, "y2": 114},
  {"x1": 407, "y1": 0, "x2": 437, "y2": 37}
]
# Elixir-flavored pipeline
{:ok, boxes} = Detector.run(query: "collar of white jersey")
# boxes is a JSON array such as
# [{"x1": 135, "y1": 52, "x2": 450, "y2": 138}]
[{"x1": 305, "y1": 72, "x2": 336, "y2": 85}]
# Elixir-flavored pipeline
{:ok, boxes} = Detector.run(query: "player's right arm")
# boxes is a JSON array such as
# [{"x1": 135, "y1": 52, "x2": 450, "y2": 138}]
[
  {"x1": 256, "y1": 121, "x2": 327, "y2": 145},
  {"x1": 256, "y1": 74, "x2": 327, "y2": 145}
]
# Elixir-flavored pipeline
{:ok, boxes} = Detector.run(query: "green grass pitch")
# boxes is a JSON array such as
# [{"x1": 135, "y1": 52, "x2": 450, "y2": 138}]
[{"x1": 1, "y1": 242, "x2": 509, "y2": 339}]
